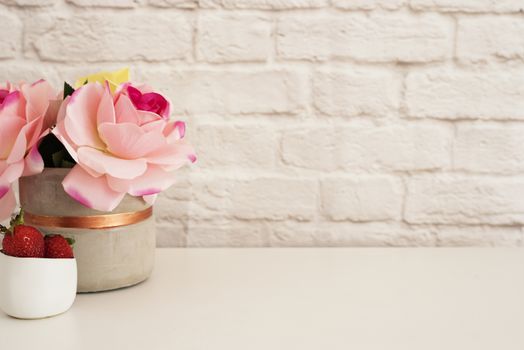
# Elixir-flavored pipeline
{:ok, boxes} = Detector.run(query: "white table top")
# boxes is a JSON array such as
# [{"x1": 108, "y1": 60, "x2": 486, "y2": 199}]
[{"x1": 1, "y1": 248, "x2": 524, "y2": 350}]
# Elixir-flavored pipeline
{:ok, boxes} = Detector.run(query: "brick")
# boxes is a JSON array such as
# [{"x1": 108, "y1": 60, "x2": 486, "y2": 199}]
[
  {"x1": 457, "y1": 17, "x2": 524, "y2": 62},
  {"x1": 270, "y1": 222, "x2": 435, "y2": 247},
  {"x1": 410, "y1": 0, "x2": 524, "y2": 13},
  {"x1": 437, "y1": 227, "x2": 522, "y2": 247},
  {"x1": 339, "y1": 123, "x2": 451, "y2": 171},
  {"x1": 187, "y1": 221, "x2": 269, "y2": 247},
  {"x1": 0, "y1": 63, "x2": 59, "y2": 86},
  {"x1": 333, "y1": 0, "x2": 405, "y2": 9},
  {"x1": 154, "y1": 178, "x2": 193, "y2": 222},
  {"x1": 281, "y1": 123, "x2": 450, "y2": 171},
  {"x1": 149, "y1": 0, "x2": 198, "y2": 7},
  {"x1": 199, "y1": 0, "x2": 327, "y2": 9},
  {"x1": 454, "y1": 123, "x2": 524, "y2": 174},
  {"x1": 195, "y1": 123, "x2": 277, "y2": 169},
  {"x1": 269, "y1": 222, "x2": 318, "y2": 247},
  {"x1": 156, "y1": 176, "x2": 316, "y2": 222},
  {"x1": 313, "y1": 69, "x2": 401, "y2": 117},
  {"x1": 231, "y1": 178, "x2": 317, "y2": 221},
  {"x1": 277, "y1": 13, "x2": 452, "y2": 62},
  {"x1": 405, "y1": 175, "x2": 524, "y2": 225},
  {"x1": 0, "y1": 0, "x2": 53, "y2": 5},
  {"x1": 25, "y1": 13, "x2": 192, "y2": 62},
  {"x1": 156, "y1": 222, "x2": 187, "y2": 247},
  {"x1": 405, "y1": 69, "x2": 524, "y2": 120},
  {"x1": 321, "y1": 176, "x2": 403, "y2": 222},
  {"x1": 67, "y1": 0, "x2": 139, "y2": 7},
  {"x1": 281, "y1": 127, "x2": 339, "y2": 171},
  {"x1": 314, "y1": 223, "x2": 435, "y2": 246},
  {"x1": 0, "y1": 13, "x2": 21, "y2": 59},
  {"x1": 197, "y1": 14, "x2": 271, "y2": 63},
  {"x1": 187, "y1": 176, "x2": 235, "y2": 221},
  {"x1": 140, "y1": 69, "x2": 306, "y2": 115}
]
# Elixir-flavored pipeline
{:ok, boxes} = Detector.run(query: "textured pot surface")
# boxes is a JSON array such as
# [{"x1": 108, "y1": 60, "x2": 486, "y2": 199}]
[{"x1": 19, "y1": 168, "x2": 156, "y2": 293}]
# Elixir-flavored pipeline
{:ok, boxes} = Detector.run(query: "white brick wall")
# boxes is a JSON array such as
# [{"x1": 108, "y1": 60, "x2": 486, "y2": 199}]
[{"x1": 1, "y1": 0, "x2": 523, "y2": 247}]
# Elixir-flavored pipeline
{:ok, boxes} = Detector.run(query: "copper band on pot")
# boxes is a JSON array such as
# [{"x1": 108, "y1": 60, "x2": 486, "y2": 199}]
[{"x1": 24, "y1": 207, "x2": 153, "y2": 229}]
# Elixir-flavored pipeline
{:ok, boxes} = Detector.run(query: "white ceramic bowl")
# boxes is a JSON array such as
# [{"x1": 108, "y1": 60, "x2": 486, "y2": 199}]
[{"x1": 0, "y1": 252, "x2": 77, "y2": 319}]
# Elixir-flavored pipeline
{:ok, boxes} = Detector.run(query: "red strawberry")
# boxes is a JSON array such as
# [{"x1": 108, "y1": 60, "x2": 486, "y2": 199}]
[
  {"x1": 11, "y1": 225, "x2": 45, "y2": 258},
  {"x1": 1, "y1": 210, "x2": 44, "y2": 258},
  {"x1": 45, "y1": 235, "x2": 74, "y2": 259},
  {"x1": 1, "y1": 231, "x2": 15, "y2": 256}
]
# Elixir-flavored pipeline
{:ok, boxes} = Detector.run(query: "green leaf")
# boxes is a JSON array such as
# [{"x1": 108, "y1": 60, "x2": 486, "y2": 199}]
[
  {"x1": 52, "y1": 149, "x2": 66, "y2": 168},
  {"x1": 66, "y1": 237, "x2": 76, "y2": 246},
  {"x1": 63, "y1": 82, "x2": 75, "y2": 99},
  {"x1": 61, "y1": 159, "x2": 76, "y2": 168},
  {"x1": 9, "y1": 208, "x2": 24, "y2": 229},
  {"x1": 38, "y1": 134, "x2": 77, "y2": 168},
  {"x1": 39, "y1": 134, "x2": 65, "y2": 168}
]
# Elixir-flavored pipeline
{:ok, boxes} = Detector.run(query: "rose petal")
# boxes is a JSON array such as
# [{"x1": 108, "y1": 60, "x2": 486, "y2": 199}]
[
  {"x1": 163, "y1": 120, "x2": 185, "y2": 142},
  {"x1": 0, "y1": 116, "x2": 25, "y2": 159},
  {"x1": 97, "y1": 83, "x2": 116, "y2": 125},
  {"x1": 63, "y1": 165, "x2": 126, "y2": 212},
  {"x1": 22, "y1": 146, "x2": 44, "y2": 177},
  {"x1": 0, "y1": 91, "x2": 21, "y2": 117},
  {"x1": 99, "y1": 122, "x2": 166, "y2": 160},
  {"x1": 0, "y1": 161, "x2": 24, "y2": 185},
  {"x1": 7, "y1": 117, "x2": 43, "y2": 164},
  {"x1": 77, "y1": 147, "x2": 147, "y2": 180},
  {"x1": 21, "y1": 80, "x2": 55, "y2": 123},
  {"x1": 65, "y1": 83, "x2": 105, "y2": 149},
  {"x1": 106, "y1": 165, "x2": 175, "y2": 196},
  {"x1": 114, "y1": 94, "x2": 139, "y2": 124},
  {"x1": 147, "y1": 140, "x2": 196, "y2": 170},
  {"x1": 53, "y1": 96, "x2": 80, "y2": 163},
  {"x1": 44, "y1": 99, "x2": 62, "y2": 130},
  {"x1": 98, "y1": 122, "x2": 144, "y2": 159},
  {"x1": 137, "y1": 110, "x2": 162, "y2": 126}
]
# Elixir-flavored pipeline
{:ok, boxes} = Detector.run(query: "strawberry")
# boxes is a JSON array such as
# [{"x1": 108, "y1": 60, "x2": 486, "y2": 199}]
[
  {"x1": 1, "y1": 230, "x2": 15, "y2": 256},
  {"x1": 45, "y1": 235, "x2": 74, "y2": 259},
  {"x1": 1, "y1": 209, "x2": 44, "y2": 258},
  {"x1": 12, "y1": 225, "x2": 45, "y2": 258}
]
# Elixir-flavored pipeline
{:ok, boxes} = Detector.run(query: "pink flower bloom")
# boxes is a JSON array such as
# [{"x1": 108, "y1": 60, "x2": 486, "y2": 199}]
[
  {"x1": 121, "y1": 83, "x2": 170, "y2": 120},
  {"x1": 0, "y1": 80, "x2": 56, "y2": 220},
  {"x1": 53, "y1": 82, "x2": 196, "y2": 212}
]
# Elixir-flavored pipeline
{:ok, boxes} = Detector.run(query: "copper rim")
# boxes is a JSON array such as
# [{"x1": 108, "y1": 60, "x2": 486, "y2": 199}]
[{"x1": 24, "y1": 207, "x2": 153, "y2": 230}]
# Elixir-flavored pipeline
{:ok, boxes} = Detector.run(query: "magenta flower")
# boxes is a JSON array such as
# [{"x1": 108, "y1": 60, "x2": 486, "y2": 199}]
[{"x1": 122, "y1": 83, "x2": 170, "y2": 120}]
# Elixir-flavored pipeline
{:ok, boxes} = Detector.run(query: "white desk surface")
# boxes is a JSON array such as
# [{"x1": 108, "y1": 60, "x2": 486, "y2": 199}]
[{"x1": 1, "y1": 248, "x2": 523, "y2": 350}]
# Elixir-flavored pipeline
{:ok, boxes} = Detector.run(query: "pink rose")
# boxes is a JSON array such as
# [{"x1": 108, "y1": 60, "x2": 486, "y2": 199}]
[
  {"x1": 53, "y1": 82, "x2": 196, "y2": 212},
  {"x1": 0, "y1": 80, "x2": 56, "y2": 220}
]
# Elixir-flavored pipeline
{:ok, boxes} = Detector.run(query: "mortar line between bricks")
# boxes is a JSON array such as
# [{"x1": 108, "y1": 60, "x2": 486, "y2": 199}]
[{"x1": 7, "y1": 57, "x2": 524, "y2": 72}]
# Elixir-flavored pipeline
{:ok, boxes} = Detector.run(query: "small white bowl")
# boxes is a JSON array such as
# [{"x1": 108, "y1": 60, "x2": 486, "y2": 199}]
[{"x1": 0, "y1": 252, "x2": 77, "y2": 319}]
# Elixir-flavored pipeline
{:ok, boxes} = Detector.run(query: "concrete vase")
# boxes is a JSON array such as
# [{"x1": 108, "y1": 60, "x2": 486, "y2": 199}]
[{"x1": 19, "y1": 168, "x2": 155, "y2": 293}]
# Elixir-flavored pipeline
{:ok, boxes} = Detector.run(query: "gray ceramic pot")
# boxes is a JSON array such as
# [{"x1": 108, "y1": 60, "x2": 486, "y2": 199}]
[{"x1": 19, "y1": 168, "x2": 155, "y2": 293}]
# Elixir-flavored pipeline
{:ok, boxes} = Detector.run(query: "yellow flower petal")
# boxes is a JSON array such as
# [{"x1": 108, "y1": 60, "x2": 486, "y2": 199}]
[{"x1": 74, "y1": 67, "x2": 130, "y2": 92}]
